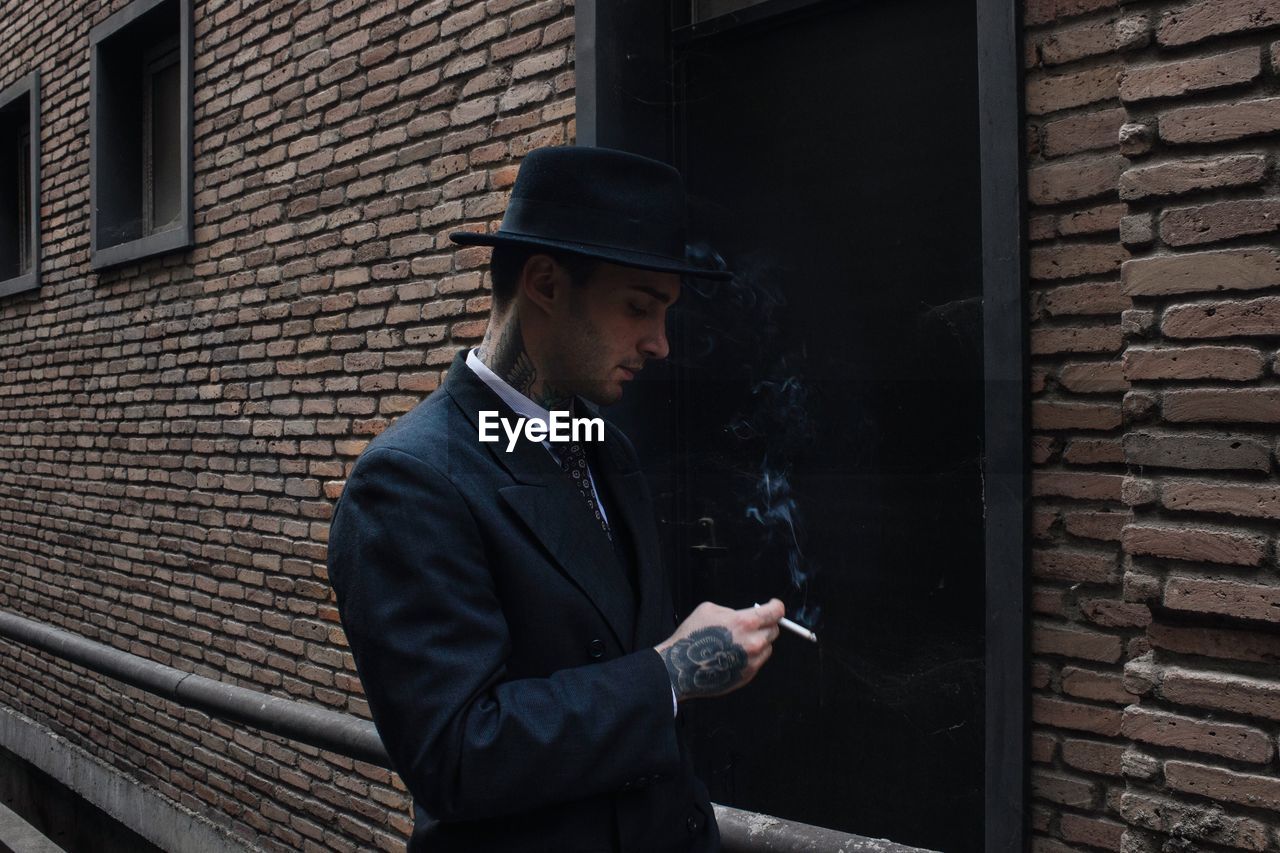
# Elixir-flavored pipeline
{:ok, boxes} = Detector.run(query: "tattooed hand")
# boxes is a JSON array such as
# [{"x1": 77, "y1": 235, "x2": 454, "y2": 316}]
[{"x1": 654, "y1": 599, "x2": 784, "y2": 701}]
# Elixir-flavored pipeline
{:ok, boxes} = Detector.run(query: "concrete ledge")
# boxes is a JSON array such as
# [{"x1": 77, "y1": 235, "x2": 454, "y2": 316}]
[
  {"x1": 0, "y1": 705, "x2": 261, "y2": 853},
  {"x1": 714, "y1": 804, "x2": 939, "y2": 853},
  {"x1": 0, "y1": 798, "x2": 64, "y2": 853}
]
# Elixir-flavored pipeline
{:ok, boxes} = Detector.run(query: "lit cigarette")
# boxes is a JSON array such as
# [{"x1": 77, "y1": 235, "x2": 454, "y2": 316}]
[{"x1": 754, "y1": 602, "x2": 818, "y2": 643}]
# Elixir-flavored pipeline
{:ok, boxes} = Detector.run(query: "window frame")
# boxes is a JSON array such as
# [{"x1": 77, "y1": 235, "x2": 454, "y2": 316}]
[
  {"x1": 89, "y1": 0, "x2": 192, "y2": 271},
  {"x1": 0, "y1": 70, "x2": 40, "y2": 299}
]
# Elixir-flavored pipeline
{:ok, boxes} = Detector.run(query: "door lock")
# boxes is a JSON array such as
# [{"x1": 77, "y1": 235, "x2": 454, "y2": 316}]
[{"x1": 689, "y1": 517, "x2": 728, "y2": 557}]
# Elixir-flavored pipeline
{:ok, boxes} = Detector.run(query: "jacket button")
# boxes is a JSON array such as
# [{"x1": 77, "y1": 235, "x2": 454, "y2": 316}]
[
  {"x1": 588, "y1": 638, "x2": 605, "y2": 658},
  {"x1": 686, "y1": 814, "x2": 700, "y2": 833}
]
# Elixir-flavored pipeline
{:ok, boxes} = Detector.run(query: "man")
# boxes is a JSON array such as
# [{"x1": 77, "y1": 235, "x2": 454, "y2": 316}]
[{"x1": 326, "y1": 145, "x2": 786, "y2": 853}]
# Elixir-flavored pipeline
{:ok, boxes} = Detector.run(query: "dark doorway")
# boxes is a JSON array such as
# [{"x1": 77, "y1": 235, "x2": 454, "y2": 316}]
[{"x1": 580, "y1": 1, "x2": 1027, "y2": 851}]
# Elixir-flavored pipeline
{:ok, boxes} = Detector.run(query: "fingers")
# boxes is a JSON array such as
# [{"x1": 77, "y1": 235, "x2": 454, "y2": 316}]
[{"x1": 749, "y1": 598, "x2": 785, "y2": 628}]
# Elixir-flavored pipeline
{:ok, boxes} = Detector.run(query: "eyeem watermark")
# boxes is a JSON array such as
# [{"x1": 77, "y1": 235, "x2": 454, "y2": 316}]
[{"x1": 478, "y1": 411, "x2": 604, "y2": 452}]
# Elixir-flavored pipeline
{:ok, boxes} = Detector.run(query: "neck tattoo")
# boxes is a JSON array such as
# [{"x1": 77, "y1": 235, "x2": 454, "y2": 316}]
[{"x1": 477, "y1": 315, "x2": 574, "y2": 413}]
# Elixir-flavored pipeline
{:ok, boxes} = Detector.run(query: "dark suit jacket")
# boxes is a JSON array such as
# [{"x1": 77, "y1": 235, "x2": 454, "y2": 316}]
[{"x1": 327, "y1": 348, "x2": 721, "y2": 853}]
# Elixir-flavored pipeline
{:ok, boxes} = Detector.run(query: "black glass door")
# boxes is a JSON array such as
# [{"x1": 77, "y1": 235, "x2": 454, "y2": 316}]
[{"x1": 644, "y1": 3, "x2": 987, "y2": 850}]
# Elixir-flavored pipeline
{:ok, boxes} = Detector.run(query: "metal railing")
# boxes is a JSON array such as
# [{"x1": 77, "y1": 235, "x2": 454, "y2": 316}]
[{"x1": 0, "y1": 609, "x2": 932, "y2": 853}]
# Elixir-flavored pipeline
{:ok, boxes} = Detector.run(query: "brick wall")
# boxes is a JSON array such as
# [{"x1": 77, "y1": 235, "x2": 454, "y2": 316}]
[
  {"x1": 5, "y1": 0, "x2": 1276, "y2": 848},
  {"x1": 1026, "y1": 0, "x2": 1280, "y2": 849},
  {"x1": 0, "y1": 0, "x2": 575, "y2": 849}
]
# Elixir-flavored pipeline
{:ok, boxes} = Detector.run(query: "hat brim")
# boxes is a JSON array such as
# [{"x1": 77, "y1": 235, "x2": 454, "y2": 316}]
[{"x1": 448, "y1": 230, "x2": 734, "y2": 281}]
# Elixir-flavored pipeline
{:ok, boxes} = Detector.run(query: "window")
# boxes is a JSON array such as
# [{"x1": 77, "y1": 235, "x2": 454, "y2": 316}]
[
  {"x1": 90, "y1": 0, "x2": 191, "y2": 269},
  {"x1": 0, "y1": 71, "x2": 39, "y2": 298}
]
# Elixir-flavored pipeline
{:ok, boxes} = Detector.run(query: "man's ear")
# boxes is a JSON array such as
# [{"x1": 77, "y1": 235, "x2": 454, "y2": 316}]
[{"x1": 519, "y1": 254, "x2": 562, "y2": 316}]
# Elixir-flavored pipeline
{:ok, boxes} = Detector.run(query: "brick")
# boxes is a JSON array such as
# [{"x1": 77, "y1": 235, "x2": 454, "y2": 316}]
[
  {"x1": 511, "y1": 47, "x2": 567, "y2": 80},
  {"x1": 1033, "y1": 507, "x2": 1059, "y2": 540},
  {"x1": 1123, "y1": 432, "x2": 1270, "y2": 472},
  {"x1": 1031, "y1": 325, "x2": 1123, "y2": 355},
  {"x1": 1165, "y1": 576, "x2": 1280, "y2": 622},
  {"x1": 1166, "y1": 760, "x2": 1280, "y2": 813},
  {"x1": 1118, "y1": 154, "x2": 1267, "y2": 201},
  {"x1": 1061, "y1": 738, "x2": 1125, "y2": 777},
  {"x1": 1123, "y1": 346, "x2": 1264, "y2": 382},
  {"x1": 1063, "y1": 438, "x2": 1125, "y2": 464},
  {"x1": 1034, "y1": 624, "x2": 1124, "y2": 663},
  {"x1": 1121, "y1": 706, "x2": 1273, "y2": 763},
  {"x1": 1028, "y1": 156, "x2": 1126, "y2": 205},
  {"x1": 1032, "y1": 400, "x2": 1122, "y2": 430},
  {"x1": 1025, "y1": 0, "x2": 1055, "y2": 25},
  {"x1": 1121, "y1": 248, "x2": 1280, "y2": 296},
  {"x1": 1062, "y1": 665, "x2": 1130, "y2": 702},
  {"x1": 1123, "y1": 522, "x2": 1268, "y2": 566},
  {"x1": 1160, "y1": 97, "x2": 1280, "y2": 145},
  {"x1": 1161, "y1": 478, "x2": 1280, "y2": 520},
  {"x1": 1161, "y1": 198, "x2": 1280, "y2": 248},
  {"x1": 1079, "y1": 598, "x2": 1150, "y2": 627},
  {"x1": 1060, "y1": 813, "x2": 1126, "y2": 850},
  {"x1": 1120, "y1": 48, "x2": 1261, "y2": 102},
  {"x1": 1127, "y1": 305, "x2": 1161, "y2": 340},
  {"x1": 1031, "y1": 434, "x2": 1059, "y2": 462},
  {"x1": 1026, "y1": 65, "x2": 1121, "y2": 115},
  {"x1": 1032, "y1": 768, "x2": 1098, "y2": 808},
  {"x1": 1032, "y1": 471, "x2": 1125, "y2": 501},
  {"x1": 1032, "y1": 548, "x2": 1120, "y2": 583},
  {"x1": 511, "y1": 0, "x2": 563, "y2": 32},
  {"x1": 1059, "y1": 361, "x2": 1128, "y2": 393},
  {"x1": 1122, "y1": 390, "x2": 1158, "y2": 422},
  {"x1": 1119, "y1": 213, "x2": 1153, "y2": 247},
  {"x1": 1064, "y1": 510, "x2": 1130, "y2": 541},
  {"x1": 1042, "y1": 108, "x2": 1126, "y2": 157},
  {"x1": 1038, "y1": 18, "x2": 1119, "y2": 65},
  {"x1": 1118, "y1": 121, "x2": 1154, "y2": 156},
  {"x1": 1040, "y1": 282, "x2": 1131, "y2": 318},
  {"x1": 1118, "y1": 791, "x2": 1268, "y2": 850},
  {"x1": 1030, "y1": 214, "x2": 1058, "y2": 241},
  {"x1": 1031, "y1": 244, "x2": 1128, "y2": 281},
  {"x1": 1157, "y1": 0, "x2": 1280, "y2": 47},
  {"x1": 1057, "y1": 0, "x2": 1121, "y2": 18},
  {"x1": 1058, "y1": 203, "x2": 1126, "y2": 237},
  {"x1": 1031, "y1": 731, "x2": 1058, "y2": 763},
  {"x1": 1162, "y1": 296, "x2": 1280, "y2": 339},
  {"x1": 1163, "y1": 388, "x2": 1280, "y2": 424},
  {"x1": 1032, "y1": 661, "x2": 1055, "y2": 690},
  {"x1": 1148, "y1": 621, "x2": 1280, "y2": 664},
  {"x1": 1161, "y1": 665, "x2": 1280, "y2": 722},
  {"x1": 1033, "y1": 696, "x2": 1124, "y2": 736}
]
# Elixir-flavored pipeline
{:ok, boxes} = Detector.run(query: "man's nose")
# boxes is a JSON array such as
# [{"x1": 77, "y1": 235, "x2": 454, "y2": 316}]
[{"x1": 640, "y1": 319, "x2": 670, "y2": 361}]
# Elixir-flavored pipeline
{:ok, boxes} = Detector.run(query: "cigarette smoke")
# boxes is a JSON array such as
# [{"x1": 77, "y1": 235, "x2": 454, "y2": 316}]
[{"x1": 687, "y1": 242, "x2": 822, "y2": 630}]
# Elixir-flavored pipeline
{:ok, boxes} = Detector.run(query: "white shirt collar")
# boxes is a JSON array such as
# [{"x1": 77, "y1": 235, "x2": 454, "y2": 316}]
[
  {"x1": 464, "y1": 348, "x2": 610, "y2": 525},
  {"x1": 466, "y1": 347, "x2": 570, "y2": 428}
]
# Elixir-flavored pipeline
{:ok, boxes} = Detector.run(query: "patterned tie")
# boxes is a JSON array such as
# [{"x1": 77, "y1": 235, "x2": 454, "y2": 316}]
[{"x1": 549, "y1": 438, "x2": 613, "y2": 541}]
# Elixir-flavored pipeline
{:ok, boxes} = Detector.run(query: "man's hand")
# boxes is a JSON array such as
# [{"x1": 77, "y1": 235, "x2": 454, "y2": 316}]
[{"x1": 654, "y1": 599, "x2": 784, "y2": 702}]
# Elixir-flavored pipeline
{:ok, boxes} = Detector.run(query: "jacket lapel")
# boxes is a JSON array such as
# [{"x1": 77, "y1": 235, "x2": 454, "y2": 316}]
[{"x1": 442, "y1": 351, "x2": 638, "y2": 650}]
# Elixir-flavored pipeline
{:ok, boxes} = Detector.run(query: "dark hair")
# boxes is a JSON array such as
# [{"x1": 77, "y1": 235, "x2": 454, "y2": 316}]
[{"x1": 489, "y1": 244, "x2": 600, "y2": 310}]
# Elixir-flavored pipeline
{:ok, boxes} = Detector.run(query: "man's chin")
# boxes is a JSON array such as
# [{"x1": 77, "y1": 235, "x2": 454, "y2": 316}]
[{"x1": 578, "y1": 383, "x2": 625, "y2": 407}]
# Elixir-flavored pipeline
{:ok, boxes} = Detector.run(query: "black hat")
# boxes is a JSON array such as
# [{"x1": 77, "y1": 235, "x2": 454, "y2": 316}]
[{"x1": 449, "y1": 145, "x2": 733, "y2": 280}]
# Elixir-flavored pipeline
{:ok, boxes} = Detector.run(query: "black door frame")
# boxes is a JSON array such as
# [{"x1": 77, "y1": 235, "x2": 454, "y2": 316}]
[{"x1": 576, "y1": 2, "x2": 1029, "y2": 850}]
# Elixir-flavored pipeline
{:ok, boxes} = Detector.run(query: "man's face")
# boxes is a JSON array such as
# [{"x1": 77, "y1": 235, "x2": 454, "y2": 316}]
[{"x1": 547, "y1": 260, "x2": 681, "y2": 406}]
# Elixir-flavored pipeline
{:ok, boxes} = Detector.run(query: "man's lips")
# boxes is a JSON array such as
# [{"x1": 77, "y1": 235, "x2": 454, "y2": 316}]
[{"x1": 618, "y1": 365, "x2": 641, "y2": 379}]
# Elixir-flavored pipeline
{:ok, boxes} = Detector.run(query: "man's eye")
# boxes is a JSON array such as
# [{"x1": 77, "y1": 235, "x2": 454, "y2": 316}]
[{"x1": 628, "y1": 303, "x2": 648, "y2": 316}]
